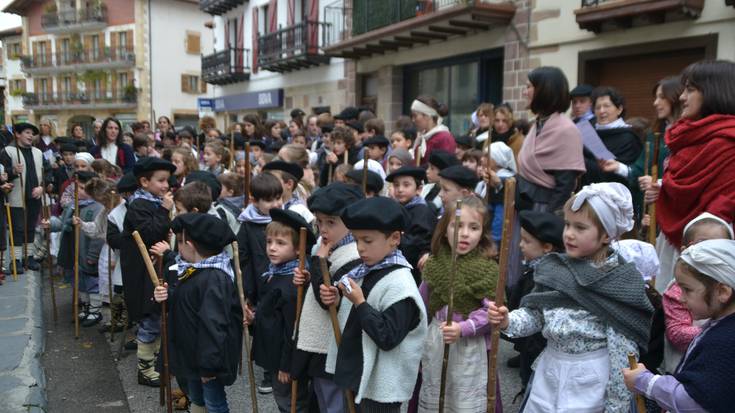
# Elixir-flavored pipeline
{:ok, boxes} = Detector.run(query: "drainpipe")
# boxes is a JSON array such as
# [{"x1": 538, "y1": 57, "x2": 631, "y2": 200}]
[{"x1": 148, "y1": 0, "x2": 154, "y2": 122}]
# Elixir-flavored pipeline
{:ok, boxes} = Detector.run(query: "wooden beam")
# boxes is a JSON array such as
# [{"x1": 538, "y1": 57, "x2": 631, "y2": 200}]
[
  {"x1": 364, "y1": 45, "x2": 386, "y2": 55},
  {"x1": 396, "y1": 35, "x2": 428, "y2": 44},
  {"x1": 428, "y1": 25, "x2": 468, "y2": 35},
  {"x1": 448, "y1": 19, "x2": 490, "y2": 30},
  {"x1": 410, "y1": 30, "x2": 448, "y2": 40},
  {"x1": 378, "y1": 40, "x2": 402, "y2": 50}
]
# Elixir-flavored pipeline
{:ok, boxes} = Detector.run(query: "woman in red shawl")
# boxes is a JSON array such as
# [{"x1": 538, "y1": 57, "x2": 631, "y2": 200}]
[
  {"x1": 645, "y1": 60, "x2": 735, "y2": 292},
  {"x1": 411, "y1": 95, "x2": 456, "y2": 167}
]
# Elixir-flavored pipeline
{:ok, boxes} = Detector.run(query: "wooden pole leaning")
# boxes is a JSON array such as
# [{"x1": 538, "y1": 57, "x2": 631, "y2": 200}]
[
  {"x1": 647, "y1": 133, "x2": 661, "y2": 247},
  {"x1": 6, "y1": 204, "x2": 17, "y2": 282},
  {"x1": 484, "y1": 138, "x2": 493, "y2": 204},
  {"x1": 439, "y1": 199, "x2": 462, "y2": 413},
  {"x1": 41, "y1": 190, "x2": 57, "y2": 322},
  {"x1": 487, "y1": 177, "x2": 516, "y2": 413},
  {"x1": 628, "y1": 353, "x2": 647, "y2": 413},
  {"x1": 107, "y1": 245, "x2": 116, "y2": 342},
  {"x1": 291, "y1": 227, "x2": 307, "y2": 413},
  {"x1": 232, "y1": 241, "x2": 259, "y2": 412},
  {"x1": 73, "y1": 181, "x2": 80, "y2": 338},
  {"x1": 361, "y1": 151, "x2": 369, "y2": 195},
  {"x1": 244, "y1": 142, "x2": 251, "y2": 208},
  {"x1": 131, "y1": 231, "x2": 172, "y2": 413},
  {"x1": 640, "y1": 141, "x2": 651, "y2": 240},
  {"x1": 318, "y1": 257, "x2": 357, "y2": 413},
  {"x1": 14, "y1": 141, "x2": 28, "y2": 268}
]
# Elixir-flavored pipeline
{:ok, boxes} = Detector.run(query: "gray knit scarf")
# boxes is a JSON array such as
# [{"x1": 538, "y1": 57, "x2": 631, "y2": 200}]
[{"x1": 521, "y1": 252, "x2": 654, "y2": 350}]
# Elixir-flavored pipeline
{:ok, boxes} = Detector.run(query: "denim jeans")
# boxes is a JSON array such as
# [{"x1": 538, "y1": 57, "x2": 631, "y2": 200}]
[
  {"x1": 136, "y1": 313, "x2": 160, "y2": 343},
  {"x1": 187, "y1": 378, "x2": 229, "y2": 413}
]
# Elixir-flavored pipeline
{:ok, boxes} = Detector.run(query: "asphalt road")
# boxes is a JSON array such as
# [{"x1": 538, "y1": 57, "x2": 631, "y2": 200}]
[{"x1": 42, "y1": 277, "x2": 524, "y2": 412}]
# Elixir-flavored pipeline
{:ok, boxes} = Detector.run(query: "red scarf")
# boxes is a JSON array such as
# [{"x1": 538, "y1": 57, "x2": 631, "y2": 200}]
[{"x1": 658, "y1": 114, "x2": 735, "y2": 248}]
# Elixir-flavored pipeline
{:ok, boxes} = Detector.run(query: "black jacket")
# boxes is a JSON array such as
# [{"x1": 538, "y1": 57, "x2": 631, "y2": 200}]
[
  {"x1": 252, "y1": 273, "x2": 298, "y2": 374},
  {"x1": 318, "y1": 147, "x2": 360, "y2": 187},
  {"x1": 119, "y1": 198, "x2": 171, "y2": 322},
  {"x1": 236, "y1": 220, "x2": 269, "y2": 306},
  {"x1": 167, "y1": 267, "x2": 243, "y2": 385},
  {"x1": 581, "y1": 127, "x2": 643, "y2": 187},
  {"x1": 401, "y1": 203, "x2": 436, "y2": 285}
]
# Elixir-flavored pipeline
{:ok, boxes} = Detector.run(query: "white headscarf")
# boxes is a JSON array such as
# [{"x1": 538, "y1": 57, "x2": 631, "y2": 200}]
[
  {"x1": 571, "y1": 182, "x2": 633, "y2": 239},
  {"x1": 682, "y1": 212, "x2": 734, "y2": 240},
  {"x1": 353, "y1": 159, "x2": 386, "y2": 181},
  {"x1": 680, "y1": 239, "x2": 735, "y2": 288},
  {"x1": 489, "y1": 141, "x2": 517, "y2": 178},
  {"x1": 616, "y1": 239, "x2": 659, "y2": 281},
  {"x1": 74, "y1": 152, "x2": 95, "y2": 165}
]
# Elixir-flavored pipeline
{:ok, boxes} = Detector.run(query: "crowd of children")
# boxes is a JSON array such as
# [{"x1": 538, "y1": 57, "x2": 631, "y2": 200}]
[{"x1": 4, "y1": 59, "x2": 735, "y2": 413}]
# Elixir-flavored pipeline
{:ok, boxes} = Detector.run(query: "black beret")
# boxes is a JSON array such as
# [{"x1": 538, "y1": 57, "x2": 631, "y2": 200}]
[
  {"x1": 455, "y1": 134, "x2": 474, "y2": 148},
  {"x1": 320, "y1": 123, "x2": 334, "y2": 134},
  {"x1": 428, "y1": 149, "x2": 460, "y2": 170},
  {"x1": 290, "y1": 108, "x2": 306, "y2": 118},
  {"x1": 438, "y1": 165, "x2": 479, "y2": 190},
  {"x1": 60, "y1": 143, "x2": 78, "y2": 153},
  {"x1": 248, "y1": 139, "x2": 266, "y2": 150},
  {"x1": 54, "y1": 136, "x2": 74, "y2": 145},
  {"x1": 519, "y1": 210, "x2": 565, "y2": 250},
  {"x1": 116, "y1": 172, "x2": 138, "y2": 193},
  {"x1": 185, "y1": 170, "x2": 221, "y2": 199},
  {"x1": 13, "y1": 122, "x2": 39, "y2": 135},
  {"x1": 269, "y1": 208, "x2": 317, "y2": 247},
  {"x1": 232, "y1": 132, "x2": 246, "y2": 150},
  {"x1": 570, "y1": 84, "x2": 594, "y2": 98},
  {"x1": 346, "y1": 120, "x2": 363, "y2": 134},
  {"x1": 263, "y1": 160, "x2": 303, "y2": 181},
  {"x1": 334, "y1": 107, "x2": 359, "y2": 121},
  {"x1": 75, "y1": 170, "x2": 98, "y2": 183},
  {"x1": 307, "y1": 182, "x2": 364, "y2": 216},
  {"x1": 341, "y1": 197, "x2": 409, "y2": 232},
  {"x1": 362, "y1": 135, "x2": 390, "y2": 147},
  {"x1": 133, "y1": 157, "x2": 176, "y2": 177},
  {"x1": 171, "y1": 213, "x2": 235, "y2": 251},
  {"x1": 269, "y1": 140, "x2": 286, "y2": 152},
  {"x1": 386, "y1": 166, "x2": 426, "y2": 183},
  {"x1": 345, "y1": 168, "x2": 384, "y2": 193},
  {"x1": 179, "y1": 125, "x2": 196, "y2": 136}
]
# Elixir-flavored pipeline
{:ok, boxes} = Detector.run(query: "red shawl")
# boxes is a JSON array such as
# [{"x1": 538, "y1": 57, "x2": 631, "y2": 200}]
[{"x1": 658, "y1": 114, "x2": 735, "y2": 248}]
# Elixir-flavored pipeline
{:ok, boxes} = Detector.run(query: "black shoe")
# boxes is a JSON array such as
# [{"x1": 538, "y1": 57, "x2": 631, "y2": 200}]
[
  {"x1": 11, "y1": 260, "x2": 24, "y2": 275},
  {"x1": 137, "y1": 371, "x2": 160, "y2": 387},
  {"x1": 257, "y1": 372, "x2": 273, "y2": 394},
  {"x1": 124, "y1": 339, "x2": 138, "y2": 351},
  {"x1": 81, "y1": 311, "x2": 103, "y2": 327},
  {"x1": 506, "y1": 354, "x2": 521, "y2": 368},
  {"x1": 26, "y1": 258, "x2": 40, "y2": 271}
]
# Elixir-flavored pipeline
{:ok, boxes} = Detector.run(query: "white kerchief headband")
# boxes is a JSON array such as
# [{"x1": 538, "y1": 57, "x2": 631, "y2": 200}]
[
  {"x1": 75, "y1": 152, "x2": 95, "y2": 165},
  {"x1": 571, "y1": 182, "x2": 634, "y2": 239},
  {"x1": 683, "y1": 212, "x2": 734, "y2": 240},
  {"x1": 680, "y1": 239, "x2": 735, "y2": 288},
  {"x1": 411, "y1": 100, "x2": 443, "y2": 125}
]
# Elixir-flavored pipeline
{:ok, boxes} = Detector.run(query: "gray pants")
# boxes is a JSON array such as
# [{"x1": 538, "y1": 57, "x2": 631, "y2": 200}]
[
  {"x1": 272, "y1": 375, "x2": 309, "y2": 413},
  {"x1": 313, "y1": 377, "x2": 346, "y2": 413}
]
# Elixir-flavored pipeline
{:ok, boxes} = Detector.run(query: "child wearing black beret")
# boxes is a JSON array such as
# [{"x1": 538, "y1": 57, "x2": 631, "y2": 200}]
[
  {"x1": 345, "y1": 168, "x2": 383, "y2": 198},
  {"x1": 386, "y1": 166, "x2": 437, "y2": 285},
  {"x1": 421, "y1": 150, "x2": 460, "y2": 216},
  {"x1": 506, "y1": 210, "x2": 565, "y2": 397},
  {"x1": 438, "y1": 165, "x2": 479, "y2": 214},
  {"x1": 250, "y1": 208, "x2": 315, "y2": 412},
  {"x1": 153, "y1": 213, "x2": 242, "y2": 413},
  {"x1": 291, "y1": 182, "x2": 364, "y2": 412},
  {"x1": 320, "y1": 197, "x2": 427, "y2": 411}
]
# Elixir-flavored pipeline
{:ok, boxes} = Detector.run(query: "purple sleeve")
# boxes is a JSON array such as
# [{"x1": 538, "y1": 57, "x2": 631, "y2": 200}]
[
  {"x1": 634, "y1": 371, "x2": 705, "y2": 412},
  {"x1": 419, "y1": 282, "x2": 430, "y2": 315},
  {"x1": 459, "y1": 298, "x2": 491, "y2": 338}
]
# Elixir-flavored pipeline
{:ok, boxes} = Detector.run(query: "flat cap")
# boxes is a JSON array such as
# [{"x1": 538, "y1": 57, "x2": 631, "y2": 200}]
[
  {"x1": 185, "y1": 170, "x2": 221, "y2": 199},
  {"x1": 307, "y1": 182, "x2": 364, "y2": 216},
  {"x1": 428, "y1": 149, "x2": 460, "y2": 171},
  {"x1": 334, "y1": 107, "x2": 359, "y2": 121},
  {"x1": 438, "y1": 165, "x2": 479, "y2": 190},
  {"x1": 363, "y1": 135, "x2": 390, "y2": 147},
  {"x1": 341, "y1": 197, "x2": 409, "y2": 232},
  {"x1": 346, "y1": 168, "x2": 384, "y2": 193},
  {"x1": 519, "y1": 210, "x2": 565, "y2": 250},
  {"x1": 133, "y1": 157, "x2": 176, "y2": 177},
  {"x1": 13, "y1": 122, "x2": 39, "y2": 135},
  {"x1": 570, "y1": 84, "x2": 594, "y2": 98},
  {"x1": 386, "y1": 166, "x2": 426, "y2": 183},
  {"x1": 116, "y1": 172, "x2": 138, "y2": 193},
  {"x1": 171, "y1": 213, "x2": 236, "y2": 250},
  {"x1": 269, "y1": 208, "x2": 317, "y2": 247},
  {"x1": 263, "y1": 160, "x2": 303, "y2": 181}
]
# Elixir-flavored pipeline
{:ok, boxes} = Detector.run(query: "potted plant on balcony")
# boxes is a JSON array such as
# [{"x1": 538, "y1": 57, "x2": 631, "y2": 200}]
[
  {"x1": 123, "y1": 85, "x2": 137, "y2": 103},
  {"x1": 9, "y1": 89, "x2": 25, "y2": 97}
]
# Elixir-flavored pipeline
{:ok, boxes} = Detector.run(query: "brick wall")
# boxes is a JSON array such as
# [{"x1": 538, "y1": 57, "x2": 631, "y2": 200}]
[{"x1": 502, "y1": 0, "x2": 532, "y2": 116}]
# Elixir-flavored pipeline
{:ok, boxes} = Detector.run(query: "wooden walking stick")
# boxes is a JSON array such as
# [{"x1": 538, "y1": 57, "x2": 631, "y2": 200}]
[
  {"x1": 6, "y1": 204, "x2": 17, "y2": 282},
  {"x1": 244, "y1": 142, "x2": 251, "y2": 208},
  {"x1": 107, "y1": 245, "x2": 116, "y2": 342},
  {"x1": 327, "y1": 163, "x2": 333, "y2": 185},
  {"x1": 639, "y1": 141, "x2": 651, "y2": 240},
  {"x1": 628, "y1": 353, "x2": 647, "y2": 413},
  {"x1": 361, "y1": 151, "x2": 369, "y2": 195},
  {"x1": 647, "y1": 133, "x2": 661, "y2": 247},
  {"x1": 439, "y1": 199, "x2": 462, "y2": 413},
  {"x1": 484, "y1": 139, "x2": 493, "y2": 204},
  {"x1": 291, "y1": 227, "x2": 307, "y2": 413},
  {"x1": 318, "y1": 257, "x2": 357, "y2": 413},
  {"x1": 14, "y1": 139, "x2": 28, "y2": 269},
  {"x1": 487, "y1": 177, "x2": 516, "y2": 413},
  {"x1": 131, "y1": 231, "x2": 173, "y2": 413},
  {"x1": 232, "y1": 241, "x2": 259, "y2": 412},
  {"x1": 230, "y1": 127, "x2": 236, "y2": 171},
  {"x1": 73, "y1": 181, "x2": 80, "y2": 339},
  {"x1": 41, "y1": 190, "x2": 57, "y2": 322},
  {"x1": 415, "y1": 138, "x2": 422, "y2": 166}
]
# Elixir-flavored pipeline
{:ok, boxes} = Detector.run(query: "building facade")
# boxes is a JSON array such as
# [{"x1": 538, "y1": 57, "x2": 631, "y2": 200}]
[
  {"x1": 199, "y1": 0, "x2": 351, "y2": 124},
  {"x1": 2, "y1": 0, "x2": 212, "y2": 134}
]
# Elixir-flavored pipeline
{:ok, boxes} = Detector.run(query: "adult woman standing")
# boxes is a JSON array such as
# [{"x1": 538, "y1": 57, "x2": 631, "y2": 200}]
[
  {"x1": 35, "y1": 119, "x2": 58, "y2": 162},
  {"x1": 156, "y1": 115, "x2": 175, "y2": 137},
  {"x1": 90, "y1": 117, "x2": 135, "y2": 173},
  {"x1": 646, "y1": 60, "x2": 735, "y2": 293},
  {"x1": 491, "y1": 104, "x2": 525, "y2": 161},
  {"x1": 411, "y1": 95, "x2": 456, "y2": 167},
  {"x1": 580, "y1": 86, "x2": 642, "y2": 188},
  {"x1": 471, "y1": 102, "x2": 493, "y2": 147},
  {"x1": 242, "y1": 114, "x2": 263, "y2": 144}
]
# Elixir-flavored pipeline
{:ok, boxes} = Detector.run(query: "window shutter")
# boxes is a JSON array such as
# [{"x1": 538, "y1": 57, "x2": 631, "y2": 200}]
[
  {"x1": 111, "y1": 31, "x2": 118, "y2": 58},
  {"x1": 32, "y1": 41, "x2": 38, "y2": 65},
  {"x1": 71, "y1": 74, "x2": 78, "y2": 94},
  {"x1": 111, "y1": 72, "x2": 118, "y2": 98},
  {"x1": 126, "y1": 30, "x2": 133, "y2": 53},
  {"x1": 200, "y1": 77, "x2": 207, "y2": 93},
  {"x1": 20, "y1": 79, "x2": 26, "y2": 92},
  {"x1": 181, "y1": 74, "x2": 189, "y2": 93},
  {"x1": 186, "y1": 32, "x2": 201, "y2": 54}
]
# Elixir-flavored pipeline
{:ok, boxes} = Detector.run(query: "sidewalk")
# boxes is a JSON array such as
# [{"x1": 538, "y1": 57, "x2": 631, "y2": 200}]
[{"x1": 0, "y1": 270, "x2": 47, "y2": 413}]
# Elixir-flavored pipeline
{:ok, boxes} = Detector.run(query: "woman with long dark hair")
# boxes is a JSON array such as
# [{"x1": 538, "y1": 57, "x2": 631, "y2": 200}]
[
  {"x1": 646, "y1": 60, "x2": 735, "y2": 293},
  {"x1": 241, "y1": 114, "x2": 263, "y2": 143},
  {"x1": 90, "y1": 117, "x2": 135, "y2": 173},
  {"x1": 411, "y1": 95, "x2": 456, "y2": 167}
]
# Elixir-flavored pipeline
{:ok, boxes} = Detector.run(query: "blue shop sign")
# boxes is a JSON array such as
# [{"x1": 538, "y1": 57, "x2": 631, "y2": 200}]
[
  {"x1": 214, "y1": 89, "x2": 284, "y2": 112},
  {"x1": 198, "y1": 98, "x2": 215, "y2": 110}
]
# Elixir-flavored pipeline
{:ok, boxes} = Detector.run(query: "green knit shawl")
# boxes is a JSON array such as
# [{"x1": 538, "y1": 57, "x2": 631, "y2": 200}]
[{"x1": 423, "y1": 246, "x2": 499, "y2": 317}]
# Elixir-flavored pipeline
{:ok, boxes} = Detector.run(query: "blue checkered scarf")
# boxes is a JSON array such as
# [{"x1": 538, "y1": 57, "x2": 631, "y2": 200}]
[
  {"x1": 238, "y1": 204, "x2": 272, "y2": 224},
  {"x1": 130, "y1": 189, "x2": 162, "y2": 207},
  {"x1": 176, "y1": 252, "x2": 235, "y2": 283},
  {"x1": 405, "y1": 195, "x2": 426, "y2": 208},
  {"x1": 339, "y1": 249, "x2": 411, "y2": 289},
  {"x1": 261, "y1": 258, "x2": 301, "y2": 280},
  {"x1": 330, "y1": 233, "x2": 355, "y2": 253},
  {"x1": 284, "y1": 195, "x2": 304, "y2": 210}
]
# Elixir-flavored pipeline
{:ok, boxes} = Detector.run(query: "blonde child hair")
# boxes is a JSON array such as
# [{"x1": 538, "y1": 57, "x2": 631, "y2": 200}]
[
  {"x1": 172, "y1": 147, "x2": 199, "y2": 177},
  {"x1": 204, "y1": 140, "x2": 231, "y2": 172}
]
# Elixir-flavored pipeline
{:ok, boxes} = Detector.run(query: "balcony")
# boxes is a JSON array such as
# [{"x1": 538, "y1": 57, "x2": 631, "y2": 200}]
[
  {"x1": 324, "y1": 0, "x2": 516, "y2": 59},
  {"x1": 575, "y1": 0, "x2": 704, "y2": 33},
  {"x1": 257, "y1": 21, "x2": 331, "y2": 73},
  {"x1": 22, "y1": 91, "x2": 137, "y2": 111},
  {"x1": 41, "y1": 6, "x2": 107, "y2": 34},
  {"x1": 202, "y1": 48, "x2": 250, "y2": 85},
  {"x1": 20, "y1": 47, "x2": 135, "y2": 75},
  {"x1": 200, "y1": 0, "x2": 247, "y2": 15}
]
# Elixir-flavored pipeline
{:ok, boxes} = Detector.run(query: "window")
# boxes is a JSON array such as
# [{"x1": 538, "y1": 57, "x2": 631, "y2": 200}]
[
  {"x1": 39, "y1": 78, "x2": 49, "y2": 99},
  {"x1": 91, "y1": 34, "x2": 100, "y2": 60},
  {"x1": 118, "y1": 31, "x2": 127, "y2": 56},
  {"x1": 93, "y1": 78, "x2": 102, "y2": 99},
  {"x1": 60, "y1": 38, "x2": 71, "y2": 64},
  {"x1": 9, "y1": 79, "x2": 26, "y2": 94},
  {"x1": 181, "y1": 74, "x2": 205, "y2": 94},
  {"x1": 63, "y1": 76, "x2": 73, "y2": 97},
  {"x1": 186, "y1": 32, "x2": 200, "y2": 54},
  {"x1": 117, "y1": 72, "x2": 129, "y2": 91},
  {"x1": 38, "y1": 42, "x2": 49, "y2": 65},
  {"x1": 7, "y1": 42, "x2": 21, "y2": 60}
]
